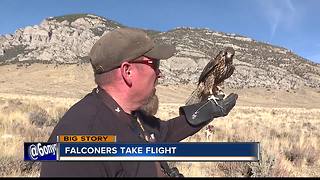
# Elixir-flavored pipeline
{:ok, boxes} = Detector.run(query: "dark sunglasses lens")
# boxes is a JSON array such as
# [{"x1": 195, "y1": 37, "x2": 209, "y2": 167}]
[{"x1": 154, "y1": 60, "x2": 160, "y2": 69}]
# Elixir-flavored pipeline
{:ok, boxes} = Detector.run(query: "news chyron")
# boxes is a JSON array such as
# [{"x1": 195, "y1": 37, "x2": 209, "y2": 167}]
[
  {"x1": 25, "y1": 135, "x2": 260, "y2": 161},
  {"x1": 24, "y1": 135, "x2": 116, "y2": 161}
]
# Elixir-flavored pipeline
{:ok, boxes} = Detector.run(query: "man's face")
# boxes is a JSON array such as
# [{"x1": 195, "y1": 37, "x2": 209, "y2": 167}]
[
  {"x1": 131, "y1": 56, "x2": 161, "y2": 106},
  {"x1": 139, "y1": 94, "x2": 159, "y2": 116}
]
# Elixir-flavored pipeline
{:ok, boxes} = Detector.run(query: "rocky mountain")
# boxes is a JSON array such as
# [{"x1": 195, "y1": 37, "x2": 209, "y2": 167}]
[{"x1": 0, "y1": 13, "x2": 319, "y2": 90}]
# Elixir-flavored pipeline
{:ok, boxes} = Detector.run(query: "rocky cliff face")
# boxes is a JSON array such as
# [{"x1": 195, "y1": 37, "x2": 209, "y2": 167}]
[
  {"x1": 0, "y1": 14, "x2": 123, "y2": 64},
  {"x1": 0, "y1": 14, "x2": 319, "y2": 90}
]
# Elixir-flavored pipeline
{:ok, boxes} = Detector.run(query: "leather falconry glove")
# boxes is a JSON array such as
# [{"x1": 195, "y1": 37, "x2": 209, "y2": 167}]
[{"x1": 179, "y1": 93, "x2": 238, "y2": 126}]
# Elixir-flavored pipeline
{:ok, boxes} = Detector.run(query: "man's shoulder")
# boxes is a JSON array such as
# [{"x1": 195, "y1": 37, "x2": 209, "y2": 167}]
[
  {"x1": 47, "y1": 91, "x2": 110, "y2": 140},
  {"x1": 63, "y1": 92, "x2": 101, "y2": 119}
]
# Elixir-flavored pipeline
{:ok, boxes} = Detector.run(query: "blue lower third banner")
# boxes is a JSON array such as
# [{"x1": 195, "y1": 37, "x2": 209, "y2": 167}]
[{"x1": 58, "y1": 142, "x2": 260, "y2": 161}]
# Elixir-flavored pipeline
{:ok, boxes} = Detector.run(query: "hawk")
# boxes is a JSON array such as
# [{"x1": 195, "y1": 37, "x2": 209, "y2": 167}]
[{"x1": 186, "y1": 47, "x2": 235, "y2": 105}]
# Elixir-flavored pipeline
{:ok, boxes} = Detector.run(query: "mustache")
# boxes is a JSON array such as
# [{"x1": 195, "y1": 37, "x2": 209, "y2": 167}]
[{"x1": 139, "y1": 94, "x2": 159, "y2": 116}]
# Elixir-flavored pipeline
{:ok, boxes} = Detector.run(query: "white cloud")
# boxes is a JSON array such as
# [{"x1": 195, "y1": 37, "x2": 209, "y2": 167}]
[
  {"x1": 257, "y1": 0, "x2": 297, "y2": 39},
  {"x1": 285, "y1": 0, "x2": 296, "y2": 12}
]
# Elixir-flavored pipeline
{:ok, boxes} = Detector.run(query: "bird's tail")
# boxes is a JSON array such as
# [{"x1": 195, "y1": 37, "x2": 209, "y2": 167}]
[{"x1": 185, "y1": 84, "x2": 202, "y2": 105}]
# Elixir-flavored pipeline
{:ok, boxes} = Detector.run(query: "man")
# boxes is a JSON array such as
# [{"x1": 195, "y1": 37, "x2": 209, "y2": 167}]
[{"x1": 40, "y1": 28, "x2": 238, "y2": 177}]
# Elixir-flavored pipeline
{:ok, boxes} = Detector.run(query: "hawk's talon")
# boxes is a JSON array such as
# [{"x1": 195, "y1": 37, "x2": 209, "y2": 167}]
[
  {"x1": 207, "y1": 95, "x2": 219, "y2": 103},
  {"x1": 217, "y1": 90, "x2": 226, "y2": 99},
  {"x1": 208, "y1": 95, "x2": 225, "y2": 110}
]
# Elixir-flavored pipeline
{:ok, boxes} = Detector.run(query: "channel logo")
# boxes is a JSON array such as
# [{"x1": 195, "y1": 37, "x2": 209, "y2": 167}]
[{"x1": 24, "y1": 143, "x2": 57, "y2": 161}]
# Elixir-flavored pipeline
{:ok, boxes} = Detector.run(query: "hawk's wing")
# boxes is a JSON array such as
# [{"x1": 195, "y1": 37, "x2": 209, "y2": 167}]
[
  {"x1": 214, "y1": 64, "x2": 235, "y2": 86},
  {"x1": 198, "y1": 51, "x2": 224, "y2": 85}
]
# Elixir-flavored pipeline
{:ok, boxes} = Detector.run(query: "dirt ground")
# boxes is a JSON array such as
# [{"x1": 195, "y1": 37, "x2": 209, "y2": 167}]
[{"x1": 0, "y1": 63, "x2": 319, "y2": 108}]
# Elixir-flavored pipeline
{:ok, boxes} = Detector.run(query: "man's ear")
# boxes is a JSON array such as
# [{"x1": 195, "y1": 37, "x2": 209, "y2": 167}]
[{"x1": 120, "y1": 62, "x2": 132, "y2": 87}]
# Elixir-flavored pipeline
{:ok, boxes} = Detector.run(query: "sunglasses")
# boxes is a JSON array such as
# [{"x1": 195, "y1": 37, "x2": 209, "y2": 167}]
[{"x1": 130, "y1": 59, "x2": 160, "y2": 70}]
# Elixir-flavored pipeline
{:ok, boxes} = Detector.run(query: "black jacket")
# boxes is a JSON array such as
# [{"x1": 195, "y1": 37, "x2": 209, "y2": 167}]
[{"x1": 40, "y1": 87, "x2": 204, "y2": 177}]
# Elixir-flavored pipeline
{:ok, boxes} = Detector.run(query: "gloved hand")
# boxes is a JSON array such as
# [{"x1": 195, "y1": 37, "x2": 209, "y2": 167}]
[{"x1": 179, "y1": 93, "x2": 238, "y2": 126}]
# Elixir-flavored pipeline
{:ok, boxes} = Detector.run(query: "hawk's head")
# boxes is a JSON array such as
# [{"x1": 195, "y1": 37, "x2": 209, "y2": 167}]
[{"x1": 224, "y1": 47, "x2": 235, "y2": 64}]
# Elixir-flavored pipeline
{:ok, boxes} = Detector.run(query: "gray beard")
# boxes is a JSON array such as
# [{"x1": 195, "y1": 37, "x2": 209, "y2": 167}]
[{"x1": 139, "y1": 94, "x2": 159, "y2": 116}]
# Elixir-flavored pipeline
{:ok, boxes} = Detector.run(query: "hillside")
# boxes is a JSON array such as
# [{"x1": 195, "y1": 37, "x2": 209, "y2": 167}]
[{"x1": 0, "y1": 13, "x2": 319, "y2": 90}]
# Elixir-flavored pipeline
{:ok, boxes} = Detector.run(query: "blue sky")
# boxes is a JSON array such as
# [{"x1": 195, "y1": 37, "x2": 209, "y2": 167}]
[{"x1": 0, "y1": 0, "x2": 319, "y2": 64}]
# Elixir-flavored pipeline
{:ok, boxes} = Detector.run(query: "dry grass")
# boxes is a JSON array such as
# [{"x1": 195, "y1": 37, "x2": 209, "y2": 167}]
[
  {"x1": 0, "y1": 97, "x2": 68, "y2": 177},
  {"x1": 158, "y1": 105, "x2": 320, "y2": 177},
  {"x1": 1, "y1": 97, "x2": 319, "y2": 177},
  {"x1": 0, "y1": 64, "x2": 319, "y2": 177}
]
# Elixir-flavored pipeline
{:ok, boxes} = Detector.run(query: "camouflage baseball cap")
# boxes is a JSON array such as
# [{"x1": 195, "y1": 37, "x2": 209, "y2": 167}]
[{"x1": 89, "y1": 27, "x2": 176, "y2": 74}]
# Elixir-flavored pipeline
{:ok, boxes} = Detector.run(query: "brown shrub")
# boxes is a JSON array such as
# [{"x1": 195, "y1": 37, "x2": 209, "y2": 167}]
[
  {"x1": 0, "y1": 156, "x2": 40, "y2": 177},
  {"x1": 28, "y1": 108, "x2": 50, "y2": 128},
  {"x1": 217, "y1": 162, "x2": 253, "y2": 177},
  {"x1": 284, "y1": 142, "x2": 318, "y2": 167},
  {"x1": 304, "y1": 145, "x2": 319, "y2": 166},
  {"x1": 284, "y1": 144, "x2": 305, "y2": 166},
  {"x1": 1, "y1": 99, "x2": 24, "y2": 114}
]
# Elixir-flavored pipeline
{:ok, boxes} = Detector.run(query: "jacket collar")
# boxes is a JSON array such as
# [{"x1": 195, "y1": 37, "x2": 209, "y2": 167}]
[{"x1": 93, "y1": 86, "x2": 134, "y2": 125}]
